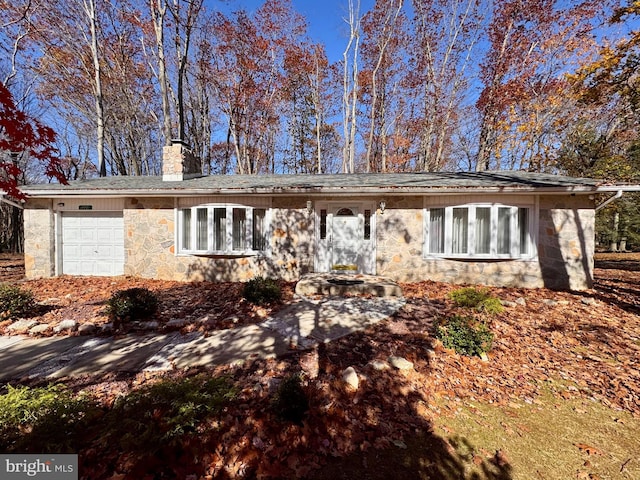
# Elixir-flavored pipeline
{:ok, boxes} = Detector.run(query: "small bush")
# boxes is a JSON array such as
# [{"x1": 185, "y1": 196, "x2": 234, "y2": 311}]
[
  {"x1": 449, "y1": 287, "x2": 503, "y2": 315},
  {"x1": 243, "y1": 277, "x2": 281, "y2": 305},
  {"x1": 271, "y1": 373, "x2": 309, "y2": 424},
  {"x1": 0, "y1": 384, "x2": 95, "y2": 453},
  {"x1": 0, "y1": 283, "x2": 36, "y2": 321},
  {"x1": 436, "y1": 315, "x2": 494, "y2": 357},
  {"x1": 107, "y1": 375, "x2": 236, "y2": 451},
  {"x1": 106, "y1": 287, "x2": 158, "y2": 324}
]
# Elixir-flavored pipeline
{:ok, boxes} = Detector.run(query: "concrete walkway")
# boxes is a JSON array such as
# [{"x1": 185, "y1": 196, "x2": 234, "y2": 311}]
[{"x1": 0, "y1": 296, "x2": 405, "y2": 381}]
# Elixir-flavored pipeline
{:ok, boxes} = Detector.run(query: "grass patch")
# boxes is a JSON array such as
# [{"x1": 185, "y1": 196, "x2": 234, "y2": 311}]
[{"x1": 434, "y1": 389, "x2": 640, "y2": 479}]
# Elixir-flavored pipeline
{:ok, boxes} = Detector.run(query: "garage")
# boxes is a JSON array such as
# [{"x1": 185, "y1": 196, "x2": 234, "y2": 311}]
[{"x1": 61, "y1": 212, "x2": 125, "y2": 276}]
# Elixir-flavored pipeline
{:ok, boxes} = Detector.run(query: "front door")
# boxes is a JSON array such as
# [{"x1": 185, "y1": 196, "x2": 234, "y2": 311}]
[
  {"x1": 332, "y1": 207, "x2": 361, "y2": 269},
  {"x1": 315, "y1": 203, "x2": 376, "y2": 274}
]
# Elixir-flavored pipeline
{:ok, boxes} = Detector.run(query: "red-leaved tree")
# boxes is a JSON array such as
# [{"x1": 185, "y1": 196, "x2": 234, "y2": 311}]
[{"x1": 0, "y1": 81, "x2": 66, "y2": 199}]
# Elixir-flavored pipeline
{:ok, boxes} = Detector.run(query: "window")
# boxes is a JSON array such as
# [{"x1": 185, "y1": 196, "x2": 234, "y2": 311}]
[
  {"x1": 364, "y1": 209, "x2": 371, "y2": 240},
  {"x1": 424, "y1": 204, "x2": 533, "y2": 259},
  {"x1": 178, "y1": 205, "x2": 268, "y2": 254},
  {"x1": 320, "y1": 209, "x2": 327, "y2": 240}
]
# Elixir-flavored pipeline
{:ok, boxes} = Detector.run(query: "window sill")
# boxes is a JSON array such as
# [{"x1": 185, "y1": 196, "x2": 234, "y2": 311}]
[
  {"x1": 423, "y1": 255, "x2": 538, "y2": 262},
  {"x1": 177, "y1": 251, "x2": 267, "y2": 259}
]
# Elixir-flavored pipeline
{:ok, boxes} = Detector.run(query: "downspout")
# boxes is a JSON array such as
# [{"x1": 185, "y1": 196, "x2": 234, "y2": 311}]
[{"x1": 595, "y1": 190, "x2": 623, "y2": 212}]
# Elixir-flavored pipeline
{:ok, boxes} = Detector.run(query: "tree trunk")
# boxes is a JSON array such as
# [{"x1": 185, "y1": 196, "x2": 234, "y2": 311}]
[
  {"x1": 150, "y1": 0, "x2": 172, "y2": 146},
  {"x1": 83, "y1": 0, "x2": 107, "y2": 177},
  {"x1": 342, "y1": 0, "x2": 360, "y2": 174}
]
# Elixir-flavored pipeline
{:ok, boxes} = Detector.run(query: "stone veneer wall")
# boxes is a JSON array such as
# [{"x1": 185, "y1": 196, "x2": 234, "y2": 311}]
[
  {"x1": 23, "y1": 198, "x2": 55, "y2": 279},
  {"x1": 537, "y1": 195, "x2": 594, "y2": 290},
  {"x1": 24, "y1": 192, "x2": 593, "y2": 290},
  {"x1": 124, "y1": 196, "x2": 313, "y2": 282},
  {"x1": 376, "y1": 194, "x2": 594, "y2": 290}
]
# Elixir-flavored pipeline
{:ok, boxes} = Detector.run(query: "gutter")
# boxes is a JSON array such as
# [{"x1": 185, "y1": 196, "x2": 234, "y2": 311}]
[
  {"x1": 595, "y1": 190, "x2": 623, "y2": 212},
  {"x1": 0, "y1": 193, "x2": 24, "y2": 210},
  {"x1": 19, "y1": 185, "x2": 626, "y2": 198}
]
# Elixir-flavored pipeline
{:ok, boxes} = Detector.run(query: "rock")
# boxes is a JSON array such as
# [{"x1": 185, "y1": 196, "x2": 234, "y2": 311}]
[
  {"x1": 501, "y1": 300, "x2": 517, "y2": 308},
  {"x1": 480, "y1": 352, "x2": 489, "y2": 362},
  {"x1": 8, "y1": 319, "x2": 38, "y2": 332},
  {"x1": 42, "y1": 297, "x2": 61, "y2": 305},
  {"x1": 29, "y1": 324, "x2": 50, "y2": 335},
  {"x1": 54, "y1": 319, "x2": 77, "y2": 333},
  {"x1": 166, "y1": 318, "x2": 188, "y2": 329},
  {"x1": 515, "y1": 297, "x2": 527, "y2": 306},
  {"x1": 542, "y1": 299, "x2": 557, "y2": 306},
  {"x1": 388, "y1": 356, "x2": 414, "y2": 371},
  {"x1": 369, "y1": 360, "x2": 390, "y2": 371},
  {"x1": 138, "y1": 321, "x2": 159, "y2": 331},
  {"x1": 100, "y1": 323, "x2": 114, "y2": 334},
  {"x1": 581, "y1": 297, "x2": 597, "y2": 306},
  {"x1": 78, "y1": 323, "x2": 97, "y2": 335},
  {"x1": 268, "y1": 378, "x2": 282, "y2": 393},
  {"x1": 342, "y1": 366, "x2": 359, "y2": 390}
]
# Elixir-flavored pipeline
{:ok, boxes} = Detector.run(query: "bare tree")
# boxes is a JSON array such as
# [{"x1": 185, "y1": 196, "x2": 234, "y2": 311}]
[
  {"x1": 149, "y1": 0, "x2": 172, "y2": 145},
  {"x1": 342, "y1": 0, "x2": 361, "y2": 173},
  {"x1": 362, "y1": 0, "x2": 404, "y2": 173}
]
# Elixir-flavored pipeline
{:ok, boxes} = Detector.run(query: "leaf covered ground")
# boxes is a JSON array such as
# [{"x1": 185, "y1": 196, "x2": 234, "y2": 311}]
[{"x1": 0, "y1": 253, "x2": 639, "y2": 479}]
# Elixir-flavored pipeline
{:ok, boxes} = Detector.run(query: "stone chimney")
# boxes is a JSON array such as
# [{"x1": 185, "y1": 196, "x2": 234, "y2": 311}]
[{"x1": 162, "y1": 140, "x2": 201, "y2": 181}]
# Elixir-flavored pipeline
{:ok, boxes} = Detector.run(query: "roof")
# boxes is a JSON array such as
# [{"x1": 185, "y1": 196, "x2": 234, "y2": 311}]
[{"x1": 19, "y1": 171, "x2": 640, "y2": 198}]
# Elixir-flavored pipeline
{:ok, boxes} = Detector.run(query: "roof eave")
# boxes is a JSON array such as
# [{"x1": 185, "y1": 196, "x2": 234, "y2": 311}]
[{"x1": 19, "y1": 181, "x2": 640, "y2": 198}]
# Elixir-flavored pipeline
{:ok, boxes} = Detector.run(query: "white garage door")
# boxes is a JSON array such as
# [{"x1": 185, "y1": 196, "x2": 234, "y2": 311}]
[{"x1": 61, "y1": 212, "x2": 125, "y2": 276}]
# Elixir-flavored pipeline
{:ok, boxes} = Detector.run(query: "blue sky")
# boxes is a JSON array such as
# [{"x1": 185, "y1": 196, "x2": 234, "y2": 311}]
[{"x1": 217, "y1": 0, "x2": 376, "y2": 62}]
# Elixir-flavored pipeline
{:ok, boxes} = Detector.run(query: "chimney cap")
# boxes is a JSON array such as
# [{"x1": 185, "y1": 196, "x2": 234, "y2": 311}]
[{"x1": 170, "y1": 138, "x2": 191, "y2": 149}]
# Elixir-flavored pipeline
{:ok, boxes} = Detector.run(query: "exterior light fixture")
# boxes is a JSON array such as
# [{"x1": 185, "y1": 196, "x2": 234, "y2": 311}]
[
  {"x1": 379, "y1": 200, "x2": 386, "y2": 214},
  {"x1": 306, "y1": 200, "x2": 313, "y2": 214}
]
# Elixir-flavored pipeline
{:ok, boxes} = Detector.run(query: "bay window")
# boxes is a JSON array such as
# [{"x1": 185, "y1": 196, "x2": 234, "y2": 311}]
[
  {"x1": 178, "y1": 205, "x2": 268, "y2": 254},
  {"x1": 424, "y1": 204, "x2": 534, "y2": 259}
]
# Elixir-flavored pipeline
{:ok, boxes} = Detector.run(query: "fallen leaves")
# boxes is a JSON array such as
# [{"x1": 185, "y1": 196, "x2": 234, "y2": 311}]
[
  {"x1": 575, "y1": 443, "x2": 604, "y2": 456},
  {"x1": 0, "y1": 255, "x2": 639, "y2": 478}
]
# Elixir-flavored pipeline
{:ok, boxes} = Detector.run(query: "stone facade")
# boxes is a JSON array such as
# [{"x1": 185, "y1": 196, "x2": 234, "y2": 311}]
[
  {"x1": 123, "y1": 196, "x2": 312, "y2": 282},
  {"x1": 23, "y1": 198, "x2": 55, "y2": 279},
  {"x1": 22, "y1": 190, "x2": 595, "y2": 290},
  {"x1": 375, "y1": 194, "x2": 594, "y2": 290}
]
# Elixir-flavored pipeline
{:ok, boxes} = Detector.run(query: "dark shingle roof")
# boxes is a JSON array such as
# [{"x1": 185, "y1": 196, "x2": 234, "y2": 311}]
[{"x1": 21, "y1": 171, "x2": 624, "y2": 197}]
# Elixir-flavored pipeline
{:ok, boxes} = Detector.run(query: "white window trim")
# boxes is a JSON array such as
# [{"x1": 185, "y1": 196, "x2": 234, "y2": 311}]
[
  {"x1": 423, "y1": 202, "x2": 538, "y2": 260},
  {"x1": 177, "y1": 204, "x2": 271, "y2": 256}
]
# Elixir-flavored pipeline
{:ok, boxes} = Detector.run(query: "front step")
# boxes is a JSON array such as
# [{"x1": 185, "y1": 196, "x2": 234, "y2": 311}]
[{"x1": 295, "y1": 273, "x2": 403, "y2": 298}]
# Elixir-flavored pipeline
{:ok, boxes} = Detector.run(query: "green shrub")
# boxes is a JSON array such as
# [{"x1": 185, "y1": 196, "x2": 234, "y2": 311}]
[
  {"x1": 106, "y1": 287, "x2": 158, "y2": 324},
  {"x1": 271, "y1": 373, "x2": 309, "y2": 424},
  {"x1": 107, "y1": 375, "x2": 236, "y2": 451},
  {"x1": 0, "y1": 384, "x2": 95, "y2": 453},
  {"x1": 449, "y1": 287, "x2": 503, "y2": 315},
  {"x1": 0, "y1": 283, "x2": 36, "y2": 320},
  {"x1": 243, "y1": 277, "x2": 282, "y2": 305},
  {"x1": 436, "y1": 315, "x2": 494, "y2": 357}
]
